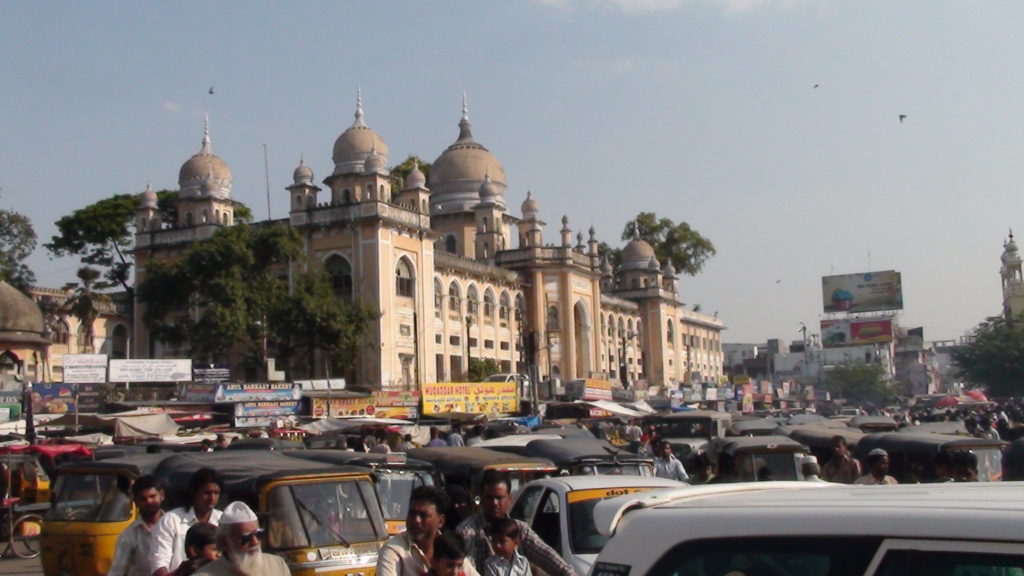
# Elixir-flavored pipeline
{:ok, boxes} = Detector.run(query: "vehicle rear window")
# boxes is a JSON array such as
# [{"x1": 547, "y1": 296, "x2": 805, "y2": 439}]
[
  {"x1": 647, "y1": 537, "x2": 882, "y2": 576},
  {"x1": 875, "y1": 549, "x2": 1024, "y2": 576}
]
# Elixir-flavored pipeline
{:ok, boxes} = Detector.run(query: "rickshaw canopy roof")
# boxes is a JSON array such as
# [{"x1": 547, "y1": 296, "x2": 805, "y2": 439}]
[
  {"x1": 407, "y1": 447, "x2": 556, "y2": 476},
  {"x1": 711, "y1": 435, "x2": 810, "y2": 456},
  {"x1": 285, "y1": 449, "x2": 433, "y2": 472},
  {"x1": 855, "y1": 432, "x2": 1006, "y2": 458}
]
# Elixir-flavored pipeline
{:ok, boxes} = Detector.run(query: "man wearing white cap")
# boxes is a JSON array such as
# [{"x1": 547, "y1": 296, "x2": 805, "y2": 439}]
[
  {"x1": 193, "y1": 501, "x2": 290, "y2": 576},
  {"x1": 854, "y1": 448, "x2": 898, "y2": 485}
]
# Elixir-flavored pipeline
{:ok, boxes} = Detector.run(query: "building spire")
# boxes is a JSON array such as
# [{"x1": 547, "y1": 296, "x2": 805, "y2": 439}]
[
  {"x1": 200, "y1": 113, "x2": 212, "y2": 154},
  {"x1": 458, "y1": 91, "x2": 474, "y2": 141},
  {"x1": 353, "y1": 86, "x2": 367, "y2": 128}
]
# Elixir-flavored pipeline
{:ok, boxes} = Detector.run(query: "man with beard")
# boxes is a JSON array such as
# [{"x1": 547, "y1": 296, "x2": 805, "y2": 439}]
[
  {"x1": 109, "y1": 475, "x2": 165, "y2": 576},
  {"x1": 378, "y1": 486, "x2": 480, "y2": 576},
  {"x1": 456, "y1": 471, "x2": 577, "y2": 576},
  {"x1": 194, "y1": 501, "x2": 289, "y2": 576}
]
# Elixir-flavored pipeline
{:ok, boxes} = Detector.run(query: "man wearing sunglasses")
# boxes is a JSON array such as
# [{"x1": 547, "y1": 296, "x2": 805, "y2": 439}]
[{"x1": 193, "y1": 501, "x2": 289, "y2": 576}]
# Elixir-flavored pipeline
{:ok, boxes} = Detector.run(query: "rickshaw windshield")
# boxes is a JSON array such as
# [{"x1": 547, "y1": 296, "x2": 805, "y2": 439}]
[
  {"x1": 377, "y1": 471, "x2": 433, "y2": 520},
  {"x1": 591, "y1": 463, "x2": 652, "y2": 476},
  {"x1": 46, "y1": 472, "x2": 132, "y2": 522},
  {"x1": 736, "y1": 453, "x2": 801, "y2": 481},
  {"x1": 266, "y1": 479, "x2": 385, "y2": 550},
  {"x1": 975, "y1": 448, "x2": 1003, "y2": 481}
]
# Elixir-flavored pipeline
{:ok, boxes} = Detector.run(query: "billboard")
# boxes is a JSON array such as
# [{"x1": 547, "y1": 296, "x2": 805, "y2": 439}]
[
  {"x1": 62, "y1": 354, "x2": 108, "y2": 384},
  {"x1": 108, "y1": 359, "x2": 192, "y2": 382},
  {"x1": 822, "y1": 271, "x2": 903, "y2": 313},
  {"x1": 820, "y1": 318, "x2": 894, "y2": 348},
  {"x1": 421, "y1": 382, "x2": 518, "y2": 415}
]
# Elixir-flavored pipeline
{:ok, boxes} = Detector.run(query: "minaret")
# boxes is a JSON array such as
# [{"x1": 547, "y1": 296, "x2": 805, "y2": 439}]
[
  {"x1": 474, "y1": 173, "x2": 506, "y2": 259},
  {"x1": 287, "y1": 155, "x2": 320, "y2": 212},
  {"x1": 1002, "y1": 231, "x2": 1024, "y2": 319},
  {"x1": 397, "y1": 159, "x2": 430, "y2": 215},
  {"x1": 136, "y1": 181, "x2": 159, "y2": 231}
]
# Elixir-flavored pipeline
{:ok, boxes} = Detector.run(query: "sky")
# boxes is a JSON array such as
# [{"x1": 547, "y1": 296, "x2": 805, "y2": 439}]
[{"x1": 2, "y1": 0, "x2": 1022, "y2": 344}]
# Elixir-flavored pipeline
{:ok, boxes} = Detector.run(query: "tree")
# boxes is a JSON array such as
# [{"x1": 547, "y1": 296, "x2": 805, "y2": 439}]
[
  {"x1": 822, "y1": 360, "x2": 895, "y2": 406},
  {"x1": 469, "y1": 358, "x2": 501, "y2": 382},
  {"x1": 271, "y1": 270, "x2": 379, "y2": 381},
  {"x1": 64, "y1": 267, "x2": 111, "y2": 353},
  {"x1": 138, "y1": 223, "x2": 303, "y2": 368},
  {"x1": 390, "y1": 156, "x2": 431, "y2": 190},
  {"x1": 952, "y1": 315, "x2": 1024, "y2": 397},
  {"x1": 0, "y1": 208, "x2": 37, "y2": 292},
  {"x1": 619, "y1": 212, "x2": 716, "y2": 276}
]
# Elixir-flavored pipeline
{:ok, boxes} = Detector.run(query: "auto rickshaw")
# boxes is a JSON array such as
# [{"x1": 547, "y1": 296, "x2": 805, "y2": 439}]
[
  {"x1": 153, "y1": 451, "x2": 387, "y2": 576},
  {"x1": 707, "y1": 435, "x2": 811, "y2": 482},
  {"x1": 853, "y1": 432, "x2": 1006, "y2": 483},
  {"x1": 41, "y1": 453, "x2": 172, "y2": 576},
  {"x1": 779, "y1": 423, "x2": 864, "y2": 466},
  {"x1": 641, "y1": 410, "x2": 732, "y2": 460},
  {"x1": 407, "y1": 447, "x2": 557, "y2": 504},
  {"x1": 284, "y1": 449, "x2": 435, "y2": 534},
  {"x1": 488, "y1": 438, "x2": 655, "y2": 476}
]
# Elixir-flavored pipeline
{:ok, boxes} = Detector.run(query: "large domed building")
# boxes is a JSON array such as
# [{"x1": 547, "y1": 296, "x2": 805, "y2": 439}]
[
  {"x1": 0, "y1": 281, "x2": 48, "y2": 387},
  {"x1": 132, "y1": 93, "x2": 725, "y2": 395}
]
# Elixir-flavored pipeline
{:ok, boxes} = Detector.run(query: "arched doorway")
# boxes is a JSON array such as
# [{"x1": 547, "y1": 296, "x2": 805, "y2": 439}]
[{"x1": 573, "y1": 300, "x2": 591, "y2": 379}]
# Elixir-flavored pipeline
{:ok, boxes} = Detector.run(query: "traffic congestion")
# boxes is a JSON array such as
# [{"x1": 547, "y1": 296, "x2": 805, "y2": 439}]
[{"x1": 3, "y1": 393, "x2": 1024, "y2": 576}]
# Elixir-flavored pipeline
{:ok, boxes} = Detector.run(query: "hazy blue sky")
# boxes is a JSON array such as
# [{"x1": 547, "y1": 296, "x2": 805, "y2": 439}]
[{"x1": 2, "y1": 1, "x2": 1022, "y2": 343}]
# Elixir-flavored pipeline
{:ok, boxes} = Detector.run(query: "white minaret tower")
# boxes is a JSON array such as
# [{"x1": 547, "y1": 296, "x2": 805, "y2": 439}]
[{"x1": 1001, "y1": 230, "x2": 1024, "y2": 320}]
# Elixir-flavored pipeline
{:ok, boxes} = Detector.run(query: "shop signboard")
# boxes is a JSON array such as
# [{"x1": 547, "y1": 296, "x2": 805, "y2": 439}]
[
  {"x1": 109, "y1": 359, "x2": 192, "y2": 382},
  {"x1": 193, "y1": 364, "x2": 231, "y2": 384},
  {"x1": 821, "y1": 270, "x2": 903, "y2": 313},
  {"x1": 29, "y1": 382, "x2": 100, "y2": 414},
  {"x1": 62, "y1": 354, "x2": 108, "y2": 384},
  {"x1": 421, "y1": 382, "x2": 518, "y2": 415},
  {"x1": 213, "y1": 383, "x2": 302, "y2": 402},
  {"x1": 820, "y1": 318, "x2": 894, "y2": 348}
]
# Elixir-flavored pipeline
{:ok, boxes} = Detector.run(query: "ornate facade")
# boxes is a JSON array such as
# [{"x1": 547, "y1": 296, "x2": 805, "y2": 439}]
[{"x1": 132, "y1": 95, "x2": 724, "y2": 391}]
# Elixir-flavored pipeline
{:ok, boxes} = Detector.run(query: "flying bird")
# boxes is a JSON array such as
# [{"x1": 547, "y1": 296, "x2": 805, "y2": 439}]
[
  {"x1": 813, "y1": 84, "x2": 819, "y2": 89},
  {"x1": 209, "y1": 86, "x2": 215, "y2": 95},
  {"x1": 899, "y1": 114, "x2": 907, "y2": 123}
]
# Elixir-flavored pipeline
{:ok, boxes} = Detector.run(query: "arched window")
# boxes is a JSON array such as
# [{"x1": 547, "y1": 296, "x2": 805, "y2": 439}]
[
  {"x1": 667, "y1": 320, "x2": 675, "y2": 343},
  {"x1": 467, "y1": 285, "x2": 479, "y2": 315},
  {"x1": 325, "y1": 255, "x2": 353, "y2": 300},
  {"x1": 202, "y1": 209, "x2": 209, "y2": 223},
  {"x1": 434, "y1": 278, "x2": 444, "y2": 311},
  {"x1": 617, "y1": 318, "x2": 625, "y2": 338},
  {"x1": 484, "y1": 289, "x2": 495, "y2": 318},
  {"x1": 445, "y1": 235, "x2": 457, "y2": 253},
  {"x1": 396, "y1": 258, "x2": 415, "y2": 298},
  {"x1": 448, "y1": 282, "x2": 461, "y2": 311},
  {"x1": 608, "y1": 315, "x2": 614, "y2": 338},
  {"x1": 222, "y1": 212, "x2": 229, "y2": 225},
  {"x1": 111, "y1": 324, "x2": 129, "y2": 359},
  {"x1": 499, "y1": 292, "x2": 511, "y2": 320}
]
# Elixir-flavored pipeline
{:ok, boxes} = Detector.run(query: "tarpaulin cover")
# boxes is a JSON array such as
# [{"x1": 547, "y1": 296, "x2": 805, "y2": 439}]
[{"x1": 113, "y1": 414, "x2": 180, "y2": 439}]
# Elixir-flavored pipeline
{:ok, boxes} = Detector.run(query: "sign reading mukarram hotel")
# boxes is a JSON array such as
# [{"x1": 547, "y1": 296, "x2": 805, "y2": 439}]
[
  {"x1": 421, "y1": 382, "x2": 518, "y2": 415},
  {"x1": 821, "y1": 270, "x2": 903, "y2": 314}
]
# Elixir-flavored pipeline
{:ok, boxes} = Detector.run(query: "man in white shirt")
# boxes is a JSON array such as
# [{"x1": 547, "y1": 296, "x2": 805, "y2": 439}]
[
  {"x1": 653, "y1": 440, "x2": 689, "y2": 482},
  {"x1": 108, "y1": 475, "x2": 165, "y2": 576},
  {"x1": 150, "y1": 467, "x2": 224, "y2": 576}
]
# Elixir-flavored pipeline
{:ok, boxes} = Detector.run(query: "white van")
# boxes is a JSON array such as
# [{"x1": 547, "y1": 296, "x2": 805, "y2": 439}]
[{"x1": 591, "y1": 482, "x2": 1024, "y2": 576}]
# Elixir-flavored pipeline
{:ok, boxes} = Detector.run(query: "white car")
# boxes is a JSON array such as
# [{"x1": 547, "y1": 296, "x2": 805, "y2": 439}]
[
  {"x1": 591, "y1": 481, "x2": 1024, "y2": 576},
  {"x1": 510, "y1": 475, "x2": 687, "y2": 576}
]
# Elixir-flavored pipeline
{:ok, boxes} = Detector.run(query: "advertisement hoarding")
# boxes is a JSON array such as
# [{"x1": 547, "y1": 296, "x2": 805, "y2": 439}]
[
  {"x1": 821, "y1": 270, "x2": 903, "y2": 313},
  {"x1": 421, "y1": 382, "x2": 518, "y2": 415},
  {"x1": 310, "y1": 395, "x2": 418, "y2": 419},
  {"x1": 108, "y1": 359, "x2": 192, "y2": 382},
  {"x1": 29, "y1": 382, "x2": 100, "y2": 414},
  {"x1": 62, "y1": 354, "x2": 108, "y2": 384},
  {"x1": 820, "y1": 318, "x2": 894, "y2": 348}
]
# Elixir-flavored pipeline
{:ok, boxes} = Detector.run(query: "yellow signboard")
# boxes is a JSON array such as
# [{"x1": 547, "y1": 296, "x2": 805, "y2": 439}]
[
  {"x1": 566, "y1": 487, "x2": 656, "y2": 504},
  {"x1": 422, "y1": 382, "x2": 518, "y2": 415}
]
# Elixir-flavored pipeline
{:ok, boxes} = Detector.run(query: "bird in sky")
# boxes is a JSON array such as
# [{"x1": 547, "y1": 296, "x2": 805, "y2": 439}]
[
  {"x1": 209, "y1": 86, "x2": 215, "y2": 95},
  {"x1": 899, "y1": 114, "x2": 907, "y2": 123},
  {"x1": 813, "y1": 84, "x2": 819, "y2": 89}
]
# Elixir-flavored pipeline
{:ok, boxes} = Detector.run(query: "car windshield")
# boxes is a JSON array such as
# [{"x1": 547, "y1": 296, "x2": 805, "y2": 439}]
[
  {"x1": 376, "y1": 470, "x2": 433, "y2": 520},
  {"x1": 265, "y1": 479, "x2": 385, "y2": 550},
  {"x1": 46, "y1": 472, "x2": 132, "y2": 522}
]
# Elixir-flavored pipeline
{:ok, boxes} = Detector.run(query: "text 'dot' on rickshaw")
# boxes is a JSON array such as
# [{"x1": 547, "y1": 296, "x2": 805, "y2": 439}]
[
  {"x1": 41, "y1": 453, "x2": 171, "y2": 576},
  {"x1": 153, "y1": 451, "x2": 387, "y2": 576},
  {"x1": 284, "y1": 449, "x2": 435, "y2": 534}
]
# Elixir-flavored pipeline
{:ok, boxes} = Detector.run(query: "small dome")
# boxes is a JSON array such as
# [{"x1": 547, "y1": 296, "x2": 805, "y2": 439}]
[
  {"x1": 1003, "y1": 233, "x2": 1021, "y2": 265},
  {"x1": 139, "y1": 182, "x2": 158, "y2": 210},
  {"x1": 478, "y1": 173, "x2": 499, "y2": 205},
  {"x1": 404, "y1": 160, "x2": 427, "y2": 190},
  {"x1": 293, "y1": 156, "x2": 314, "y2": 185},
  {"x1": 331, "y1": 90, "x2": 388, "y2": 176},
  {"x1": 521, "y1": 191, "x2": 539, "y2": 220},
  {"x1": 648, "y1": 256, "x2": 660, "y2": 271},
  {"x1": 621, "y1": 238, "x2": 656, "y2": 270},
  {"x1": 601, "y1": 258, "x2": 613, "y2": 275},
  {"x1": 178, "y1": 117, "x2": 232, "y2": 200},
  {"x1": 0, "y1": 281, "x2": 46, "y2": 343},
  {"x1": 364, "y1": 143, "x2": 388, "y2": 175},
  {"x1": 663, "y1": 261, "x2": 677, "y2": 276}
]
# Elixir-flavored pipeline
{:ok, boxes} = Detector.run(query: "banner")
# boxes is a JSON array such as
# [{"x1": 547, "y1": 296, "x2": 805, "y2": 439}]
[
  {"x1": 820, "y1": 319, "x2": 894, "y2": 348},
  {"x1": 193, "y1": 365, "x2": 231, "y2": 384},
  {"x1": 213, "y1": 383, "x2": 302, "y2": 402},
  {"x1": 234, "y1": 400, "x2": 301, "y2": 418},
  {"x1": 62, "y1": 354, "x2": 108, "y2": 384},
  {"x1": 822, "y1": 270, "x2": 903, "y2": 313},
  {"x1": 109, "y1": 359, "x2": 192, "y2": 382},
  {"x1": 29, "y1": 382, "x2": 100, "y2": 414},
  {"x1": 422, "y1": 382, "x2": 518, "y2": 415}
]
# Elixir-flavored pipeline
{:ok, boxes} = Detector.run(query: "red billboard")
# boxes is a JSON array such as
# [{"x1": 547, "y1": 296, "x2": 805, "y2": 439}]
[{"x1": 821, "y1": 319, "x2": 893, "y2": 348}]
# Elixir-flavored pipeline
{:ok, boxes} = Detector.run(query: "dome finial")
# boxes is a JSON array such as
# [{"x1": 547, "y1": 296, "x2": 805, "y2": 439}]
[
  {"x1": 458, "y1": 92, "x2": 474, "y2": 141},
  {"x1": 200, "y1": 113, "x2": 212, "y2": 155},
  {"x1": 353, "y1": 86, "x2": 367, "y2": 128},
  {"x1": 462, "y1": 91, "x2": 469, "y2": 122}
]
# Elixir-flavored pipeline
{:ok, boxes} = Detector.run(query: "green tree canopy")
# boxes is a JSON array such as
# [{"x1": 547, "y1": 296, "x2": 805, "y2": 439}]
[
  {"x1": 0, "y1": 208, "x2": 37, "y2": 292},
  {"x1": 822, "y1": 360, "x2": 895, "y2": 406},
  {"x1": 139, "y1": 223, "x2": 303, "y2": 366},
  {"x1": 952, "y1": 315, "x2": 1024, "y2": 397},
  {"x1": 469, "y1": 358, "x2": 501, "y2": 382},
  {"x1": 390, "y1": 155, "x2": 431, "y2": 192},
  {"x1": 620, "y1": 212, "x2": 716, "y2": 276}
]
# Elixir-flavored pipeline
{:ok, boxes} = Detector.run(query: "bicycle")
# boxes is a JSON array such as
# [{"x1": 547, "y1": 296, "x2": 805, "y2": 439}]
[{"x1": 0, "y1": 497, "x2": 43, "y2": 559}]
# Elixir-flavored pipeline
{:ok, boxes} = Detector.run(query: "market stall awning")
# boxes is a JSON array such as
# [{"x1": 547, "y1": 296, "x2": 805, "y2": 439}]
[{"x1": 577, "y1": 400, "x2": 647, "y2": 418}]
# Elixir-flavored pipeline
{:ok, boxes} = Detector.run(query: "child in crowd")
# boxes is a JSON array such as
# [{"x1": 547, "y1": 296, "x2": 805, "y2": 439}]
[
  {"x1": 169, "y1": 522, "x2": 219, "y2": 576},
  {"x1": 484, "y1": 518, "x2": 531, "y2": 576},
  {"x1": 430, "y1": 532, "x2": 473, "y2": 576}
]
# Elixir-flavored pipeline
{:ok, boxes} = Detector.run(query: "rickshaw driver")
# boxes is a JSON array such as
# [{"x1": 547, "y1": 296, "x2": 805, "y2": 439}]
[{"x1": 456, "y1": 471, "x2": 578, "y2": 576}]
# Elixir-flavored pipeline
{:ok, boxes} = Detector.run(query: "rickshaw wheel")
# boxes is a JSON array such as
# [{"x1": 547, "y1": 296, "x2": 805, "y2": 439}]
[{"x1": 10, "y1": 513, "x2": 42, "y2": 558}]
